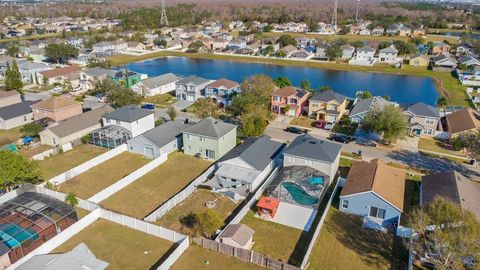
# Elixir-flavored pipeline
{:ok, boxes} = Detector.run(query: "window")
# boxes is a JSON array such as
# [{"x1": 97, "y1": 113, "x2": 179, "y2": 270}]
[
  {"x1": 106, "y1": 119, "x2": 111, "y2": 123},
  {"x1": 274, "y1": 96, "x2": 281, "y2": 102},
  {"x1": 23, "y1": 116, "x2": 27, "y2": 121},
  {"x1": 199, "y1": 136, "x2": 204, "y2": 142},
  {"x1": 116, "y1": 120, "x2": 121, "y2": 125},
  {"x1": 206, "y1": 149, "x2": 215, "y2": 159},
  {"x1": 369, "y1": 206, "x2": 386, "y2": 219},
  {"x1": 341, "y1": 200, "x2": 349, "y2": 209},
  {"x1": 304, "y1": 159, "x2": 313, "y2": 166},
  {"x1": 425, "y1": 118, "x2": 435, "y2": 125}
]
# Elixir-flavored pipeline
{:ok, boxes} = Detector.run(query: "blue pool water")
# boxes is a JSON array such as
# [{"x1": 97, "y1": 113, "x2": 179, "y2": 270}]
[
  {"x1": 282, "y1": 182, "x2": 319, "y2": 206},
  {"x1": 119, "y1": 56, "x2": 440, "y2": 105},
  {"x1": 0, "y1": 224, "x2": 39, "y2": 248}
]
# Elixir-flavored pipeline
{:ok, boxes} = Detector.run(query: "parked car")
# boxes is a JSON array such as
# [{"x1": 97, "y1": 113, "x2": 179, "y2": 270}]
[
  {"x1": 356, "y1": 138, "x2": 377, "y2": 147},
  {"x1": 285, "y1": 126, "x2": 307, "y2": 134},
  {"x1": 324, "y1": 122, "x2": 334, "y2": 130},
  {"x1": 328, "y1": 133, "x2": 352, "y2": 144},
  {"x1": 314, "y1": 120, "x2": 325, "y2": 129},
  {"x1": 141, "y1": 103, "x2": 155, "y2": 110}
]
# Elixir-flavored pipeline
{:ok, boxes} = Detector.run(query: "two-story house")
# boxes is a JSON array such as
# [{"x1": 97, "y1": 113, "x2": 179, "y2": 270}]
[
  {"x1": 349, "y1": 96, "x2": 392, "y2": 123},
  {"x1": 39, "y1": 65, "x2": 82, "y2": 85},
  {"x1": 340, "y1": 44, "x2": 355, "y2": 60},
  {"x1": 31, "y1": 96, "x2": 83, "y2": 122},
  {"x1": 356, "y1": 46, "x2": 376, "y2": 61},
  {"x1": 175, "y1": 75, "x2": 213, "y2": 102},
  {"x1": 405, "y1": 103, "x2": 440, "y2": 136},
  {"x1": 132, "y1": 73, "x2": 180, "y2": 96},
  {"x1": 92, "y1": 41, "x2": 128, "y2": 52},
  {"x1": 446, "y1": 108, "x2": 480, "y2": 139},
  {"x1": 271, "y1": 86, "x2": 310, "y2": 117},
  {"x1": 183, "y1": 117, "x2": 237, "y2": 161},
  {"x1": 378, "y1": 46, "x2": 399, "y2": 64},
  {"x1": 79, "y1": 67, "x2": 116, "y2": 91},
  {"x1": 111, "y1": 69, "x2": 142, "y2": 89},
  {"x1": 431, "y1": 42, "x2": 451, "y2": 56},
  {"x1": 204, "y1": 78, "x2": 240, "y2": 107},
  {"x1": 101, "y1": 105, "x2": 155, "y2": 138},
  {"x1": 308, "y1": 90, "x2": 348, "y2": 123}
]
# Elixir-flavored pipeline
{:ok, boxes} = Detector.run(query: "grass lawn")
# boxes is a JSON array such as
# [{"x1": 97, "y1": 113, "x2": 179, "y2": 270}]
[
  {"x1": 332, "y1": 121, "x2": 358, "y2": 136},
  {"x1": 142, "y1": 93, "x2": 177, "y2": 108},
  {"x1": 36, "y1": 144, "x2": 107, "y2": 180},
  {"x1": 53, "y1": 219, "x2": 173, "y2": 270},
  {"x1": 0, "y1": 127, "x2": 22, "y2": 146},
  {"x1": 19, "y1": 144, "x2": 53, "y2": 158},
  {"x1": 307, "y1": 188, "x2": 393, "y2": 270},
  {"x1": 290, "y1": 116, "x2": 315, "y2": 129},
  {"x1": 171, "y1": 245, "x2": 264, "y2": 270},
  {"x1": 57, "y1": 152, "x2": 149, "y2": 199},
  {"x1": 0, "y1": 33, "x2": 60, "y2": 43},
  {"x1": 241, "y1": 208, "x2": 303, "y2": 263},
  {"x1": 101, "y1": 152, "x2": 211, "y2": 219},
  {"x1": 157, "y1": 189, "x2": 238, "y2": 235},
  {"x1": 418, "y1": 137, "x2": 465, "y2": 157}
]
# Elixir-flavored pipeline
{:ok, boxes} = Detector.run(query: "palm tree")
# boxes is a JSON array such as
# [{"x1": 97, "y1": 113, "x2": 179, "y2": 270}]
[{"x1": 65, "y1": 192, "x2": 78, "y2": 208}]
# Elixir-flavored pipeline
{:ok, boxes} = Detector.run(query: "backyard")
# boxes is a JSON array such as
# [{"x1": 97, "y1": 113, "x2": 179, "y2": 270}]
[
  {"x1": 171, "y1": 245, "x2": 264, "y2": 270},
  {"x1": 157, "y1": 189, "x2": 238, "y2": 235},
  {"x1": 19, "y1": 144, "x2": 53, "y2": 158},
  {"x1": 0, "y1": 127, "x2": 22, "y2": 146},
  {"x1": 100, "y1": 152, "x2": 212, "y2": 219},
  {"x1": 53, "y1": 219, "x2": 174, "y2": 270},
  {"x1": 36, "y1": 144, "x2": 108, "y2": 180},
  {"x1": 56, "y1": 152, "x2": 149, "y2": 199},
  {"x1": 142, "y1": 93, "x2": 177, "y2": 108}
]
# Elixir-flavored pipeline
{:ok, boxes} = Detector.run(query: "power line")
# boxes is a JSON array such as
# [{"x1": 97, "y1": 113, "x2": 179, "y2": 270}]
[{"x1": 355, "y1": 0, "x2": 360, "y2": 22}]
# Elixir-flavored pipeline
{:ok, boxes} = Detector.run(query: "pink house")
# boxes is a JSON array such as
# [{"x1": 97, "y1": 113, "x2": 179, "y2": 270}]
[
  {"x1": 271, "y1": 86, "x2": 310, "y2": 117},
  {"x1": 31, "y1": 96, "x2": 82, "y2": 122}
]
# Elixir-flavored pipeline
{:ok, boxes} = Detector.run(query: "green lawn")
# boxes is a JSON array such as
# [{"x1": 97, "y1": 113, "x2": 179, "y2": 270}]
[
  {"x1": 0, "y1": 33, "x2": 60, "y2": 43},
  {"x1": 142, "y1": 93, "x2": 177, "y2": 108},
  {"x1": 290, "y1": 116, "x2": 315, "y2": 129},
  {"x1": 157, "y1": 189, "x2": 237, "y2": 235},
  {"x1": 36, "y1": 144, "x2": 108, "y2": 180},
  {"x1": 171, "y1": 245, "x2": 264, "y2": 270},
  {"x1": 53, "y1": 219, "x2": 173, "y2": 270},
  {"x1": 57, "y1": 152, "x2": 149, "y2": 199},
  {"x1": 101, "y1": 152, "x2": 212, "y2": 219},
  {"x1": 418, "y1": 137, "x2": 465, "y2": 157},
  {"x1": 332, "y1": 121, "x2": 358, "y2": 136},
  {"x1": 0, "y1": 127, "x2": 22, "y2": 146}
]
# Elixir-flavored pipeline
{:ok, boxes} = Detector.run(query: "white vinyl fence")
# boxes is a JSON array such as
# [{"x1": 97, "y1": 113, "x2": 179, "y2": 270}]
[
  {"x1": 157, "y1": 237, "x2": 189, "y2": 270},
  {"x1": 88, "y1": 153, "x2": 168, "y2": 203},
  {"x1": 35, "y1": 186, "x2": 99, "y2": 211},
  {"x1": 144, "y1": 165, "x2": 216, "y2": 222},
  {"x1": 44, "y1": 144, "x2": 127, "y2": 186}
]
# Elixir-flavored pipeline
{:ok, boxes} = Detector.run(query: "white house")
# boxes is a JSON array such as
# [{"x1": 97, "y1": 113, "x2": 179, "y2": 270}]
[
  {"x1": 92, "y1": 41, "x2": 128, "y2": 52},
  {"x1": 349, "y1": 46, "x2": 377, "y2": 66},
  {"x1": 132, "y1": 73, "x2": 180, "y2": 96},
  {"x1": 175, "y1": 75, "x2": 213, "y2": 101},
  {"x1": 340, "y1": 45, "x2": 355, "y2": 60},
  {"x1": 102, "y1": 105, "x2": 155, "y2": 137},
  {"x1": 339, "y1": 159, "x2": 406, "y2": 231},
  {"x1": 0, "y1": 101, "x2": 36, "y2": 130},
  {"x1": 378, "y1": 46, "x2": 399, "y2": 64}
]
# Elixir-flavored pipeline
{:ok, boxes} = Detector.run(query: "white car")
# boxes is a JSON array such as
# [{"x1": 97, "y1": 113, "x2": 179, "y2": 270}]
[
  {"x1": 52, "y1": 86, "x2": 63, "y2": 93},
  {"x1": 324, "y1": 122, "x2": 334, "y2": 130}
]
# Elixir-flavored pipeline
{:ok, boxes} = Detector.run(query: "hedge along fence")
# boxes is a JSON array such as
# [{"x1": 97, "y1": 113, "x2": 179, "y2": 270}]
[
  {"x1": 42, "y1": 144, "x2": 128, "y2": 186},
  {"x1": 88, "y1": 153, "x2": 168, "y2": 204},
  {"x1": 144, "y1": 165, "x2": 217, "y2": 222}
]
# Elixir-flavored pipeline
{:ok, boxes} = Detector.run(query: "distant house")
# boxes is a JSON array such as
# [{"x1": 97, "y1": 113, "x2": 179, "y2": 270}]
[
  {"x1": 457, "y1": 56, "x2": 480, "y2": 67},
  {"x1": 92, "y1": 41, "x2": 127, "y2": 52},
  {"x1": 127, "y1": 42, "x2": 145, "y2": 51},
  {"x1": 430, "y1": 54, "x2": 457, "y2": 71},
  {"x1": 371, "y1": 26, "x2": 385, "y2": 36},
  {"x1": 412, "y1": 28, "x2": 426, "y2": 37},
  {"x1": 39, "y1": 65, "x2": 82, "y2": 85},
  {"x1": 409, "y1": 54, "x2": 430, "y2": 67},
  {"x1": 64, "y1": 37, "x2": 84, "y2": 48},
  {"x1": 315, "y1": 44, "x2": 328, "y2": 60},
  {"x1": 127, "y1": 120, "x2": 190, "y2": 159},
  {"x1": 203, "y1": 135, "x2": 284, "y2": 199},
  {"x1": 279, "y1": 45, "x2": 298, "y2": 57},
  {"x1": 0, "y1": 91, "x2": 21, "y2": 108},
  {"x1": 349, "y1": 96, "x2": 391, "y2": 123},
  {"x1": 39, "y1": 106, "x2": 114, "y2": 147},
  {"x1": 378, "y1": 46, "x2": 399, "y2": 64},
  {"x1": 79, "y1": 67, "x2": 116, "y2": 91},
  {"x1": 340, "y1": 44, "x2": 355, "y2": 59},
  {"x1": 175, "y1": 75, "x2": 213, "y2": 102},
  {"x1": 456, "y1": 42, "x2": 475, "y2": 56},
  {"x1": 0, "y1": 100, "x2": 36, "y2": 130},
  {"x1": 204, "y1": 78, "x2": 240, "y2": 106},
  {"x1": 308, "y1": 90, "x2": 348, "y2": 123},
  {"x1": 405, "y1": 103, "x2": 440, "y2": 136},
  {"x1": 431, "y1": 42, "x2": 451, "y2": 56},
  {"x1": 111, "y1": 69, "x2": 142, "y2": 89},
  {"x1": 218, "y1": 224, "x2": 255, "y2": 249},
  {"x1": 101, "y1": 105, "x2": 155, "y2": 138},
  {"x1": 289, "y1": 48, "x2": 313, "y2": 59},
  {"x1": 183, "y1": 117, "x2": 237, "y2": 161},
  {"x1": 457, "y1": 65, "x2": 480, "y2": 86},
  {"x1": 339, "y1": 159, "x2": 406, "y2": 230},
  {"x1": 17, "y1": 61, "x2": 51, "y2": 84},
  {"x1": 421, "y1": 171, "x2": 480, "y2": 220},
  {"x1": 351, "y1": 46, "x2": 376, "y2": 64},
  {"x1": 446, "y1": 108, "x2": 480, "y2": 138},
  {"x1": 132, "y1": 73, "x2": 180, "y2": 96},
  {"x1": 271, "y1": 86, "x2": 309, "y2": 117},
  {"x1": 31, "y1": 96, "x2": 83, "y2": 122}
]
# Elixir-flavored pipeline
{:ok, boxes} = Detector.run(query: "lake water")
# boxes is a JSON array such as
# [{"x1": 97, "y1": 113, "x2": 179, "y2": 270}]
[{"x1": 120, "y1": 56, "x2": 439, "y2": 105}]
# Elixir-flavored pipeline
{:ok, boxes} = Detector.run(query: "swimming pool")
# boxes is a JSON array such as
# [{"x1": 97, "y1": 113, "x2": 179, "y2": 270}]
[
  {"x1": 0, "y1": 224, "x2": 39, "y2": 248},
  {"x1": 282, "y1": 182, "x2": 319, "y2": 206}
]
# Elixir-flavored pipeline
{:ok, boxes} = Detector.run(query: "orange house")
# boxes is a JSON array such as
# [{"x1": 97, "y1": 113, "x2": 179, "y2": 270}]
[{"x1": 31, "y1": 96, "x2": 82, "y2": 122}]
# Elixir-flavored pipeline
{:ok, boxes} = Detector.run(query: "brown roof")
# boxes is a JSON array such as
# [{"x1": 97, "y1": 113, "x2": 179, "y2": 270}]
[
  {"x1": 0, "y1": 91, "x2": 19, "y2": 99},
  {"x1": 207, "y1": 78, "x2": 239, "y2": 89},
  {"x1": 422, "y1": 171, "x2": 480, "y2": 220},
  {"x1": 31, "y1": 96, "x2": 81, "y2": 111},
  {"x1": 272, "y1": 86, "x2": 309, "y2": 98},
  {"x1": 340, "y1": 159, "x2": 406, "y2": 211},
  {"x1": 39, "y1": 65, "x2": 82, "y2": 79},
  {"x1": 219, "y1": 224, "x2": 254, "y2": 247},
  {"x1": 446, "y1": 108, "x2": 480, "y2": 134}
]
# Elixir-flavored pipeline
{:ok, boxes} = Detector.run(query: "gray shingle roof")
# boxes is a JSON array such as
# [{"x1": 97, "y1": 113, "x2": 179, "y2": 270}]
[
  {"x1": 141, "y1": 73, "x2": 180, "y2": 89},
  {"x1": 184, "y1": 117, "x2": 237, "y2": 138},
  {"x1": 349, "y1": 96, "x2": 390, "y2": 117},
  {"x1": 218, "y1": 135, "x2": 285, "y2": 171},
  {"x1": 83, "y1": 67, "x2": 116, "y2": 77},
  {"x1": 379, "y1": 47, "x2": 398, "y2": 54},
  {"x1": 138, "y1": 120, "x2": 191, "y2": 148},
  {"x1": 103, "y1": 105, "x2": 153, "y2": 122},
  {"x1": 310, "y1": 90, "x2": 347, "y2": 103},
  {"x1": 176, "y1": 75, "x2": 211, "y2": 86},
  {"x1": 219, "y1": 224, "x2": 254, "y2": 247},
  {"x1": 0, "y1": 101, "x2": 36, "y2": 120},
  {"x1": 358, "y1": 46, "x2": 376, "y2": 53},
  {"x1": 407, "y1": 103, "x2": 439, "y2": 118},
  {"x1": 284, "y1": 134, "x2": 342, "y2": 163}
]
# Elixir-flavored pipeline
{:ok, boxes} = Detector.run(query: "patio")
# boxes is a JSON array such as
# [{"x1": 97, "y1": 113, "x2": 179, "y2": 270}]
[{"x1": 262, "y1": 201, "x2": 317, "y2": 231}]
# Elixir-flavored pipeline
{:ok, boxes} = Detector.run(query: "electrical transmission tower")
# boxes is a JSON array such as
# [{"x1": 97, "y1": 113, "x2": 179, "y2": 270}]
[
  {"x1": 355, "y1": 0, "x2": 360, "y2": 22},
  {"x1": 331, "y1": 0, "x2": 338, "y2": 32},
  {"x1": 160, "y1": 0, "x2": 169, "y2": 26}
]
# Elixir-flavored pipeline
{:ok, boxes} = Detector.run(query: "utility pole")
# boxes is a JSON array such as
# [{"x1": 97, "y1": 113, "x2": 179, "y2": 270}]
[
  {"x1": 331, "y1": 0, "x2": 338, "y2": 32},
  {"x1": 160, "y1": 0, "x2": 169, "y2": 26},
  {"x1": 355, "y1": 0, "x2": 360, "y2": 22}
]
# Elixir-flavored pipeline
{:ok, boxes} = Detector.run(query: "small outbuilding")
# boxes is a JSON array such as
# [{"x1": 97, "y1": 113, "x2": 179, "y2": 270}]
[
  {"x1": 256, "y1": 197, "x2": 279, "y2": 219},
  {"x1": 218, "y1": 224, "x2": 255, "y2": 249}
]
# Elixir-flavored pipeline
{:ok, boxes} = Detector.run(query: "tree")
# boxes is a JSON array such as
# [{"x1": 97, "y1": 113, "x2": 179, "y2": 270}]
[
  {"x1": 193, "y1": 98, "x2": 218, "y2": 119},
  {"x1": 361, "y1": 104, "x2": 408, "y2": 143},
  {"x1": 263, "y1": 24, "x2": 273, "y2": 32},
  {"x1": 193, "y1": 209, "x2": 223, "y2": 238},
  {"x1": 339, "y1": 26, "x2": 350, "y2": 35},
  {"x1": 4, "y1": 61, "x2": 23, "y2": 92},
  {"x1": 0, "y1": 151, "x2": 42, "y2": 191},
  {"x1": 93, "y1": 79, "x2": 140, "y2": 107},
  {"x1": 187, "y1": 41, "x2": 205, "y2": 53},
  {"x1": 378, "y1": 41, "x2": 392, "y2": 50},
  {"x1": 437, "y1": 96, "x2": 448, "y2": 108},
  {"x1": 452, "y1": 131, "x2": 480, "y2": 161},
  {"x1": 6, "y1": 44, "x2": 19, "y2": 57},
  {"x1": 275, "y1": 50, "x2": 287, "y2": 58},
  {"x1": 155, "y1": 119, "x2": 163, "y2": 126},
  {"x1": 263, "y1": 45, "x2": 275, "y2": 56},
  {"x1": 20, "y1": 123, "x2": 44, "y2": 138},
  {"x1": 65, "y1": 192, "x2": 79, "y2": 207},
  {"x1": 230, "y1": 74, "x2": 275, "y2": 117},
  {"x1": 349, "y1": 40, "x2": 364, "y2": 48},
  {"x1": 301, "y1": 80, "x2": 312, "y2": 92},
  {"x1": 359, "y1": 90, "x2": 373, "y2": 99},
  {"x1": 86, "y1": 58, "x2": 113, "y2": 69},
  {"x1": 326, "y1": 44, "x2": 342, "y2": 60},
  {"x1": 166, "y1": 106, "x2": 177, "y2": 121},
  {"x1": 409, "y1": 197, "x2": 480, "y2": 270},
  {"x1": 392, "y1": 40, "x2": 416, "y2": 55},
  {"x1": 277, "y1": 34, "x2": 296, "y2": 47},
  {"x1": 153, "y1": 38, "x2": 167, "y2": 48},
  {"x1": 239, "y1": 104, "x2": 269, "y2": 137},
  {"x1": 44, "y1": 44, "x2": 79, "y2": 63},
  {"x1": 274, "y1": 76, "x2": 291, "y2": 88},
  {"x1": 130, "y1": 32, "x2": 146, "y2": 43}
]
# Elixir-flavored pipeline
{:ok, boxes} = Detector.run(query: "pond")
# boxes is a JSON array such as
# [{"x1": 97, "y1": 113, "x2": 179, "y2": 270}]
[{"x1": 119, "y1": 56, "x2": 439, "y2": 105}]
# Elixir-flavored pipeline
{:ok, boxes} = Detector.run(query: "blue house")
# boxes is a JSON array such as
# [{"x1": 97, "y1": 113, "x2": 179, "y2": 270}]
[
  {"x1": 339, "y1": 159, "x2": 405, "y2": 231},
  {"x1": 204, "y1": 78, "x2": 240, "y2": 107}
]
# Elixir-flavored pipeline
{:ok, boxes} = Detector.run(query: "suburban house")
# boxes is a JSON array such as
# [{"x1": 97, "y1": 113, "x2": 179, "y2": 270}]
[
  {"x1": 92, "y1": 41, "x2": 128, "y2": 52},
  {"x1": 183, "y1": 117, "x2": 237, "y2": 161},
  {"x1": 349, "y1": 46, "x2": 377, "y2": 66},
  {"x1": 17, "y1": 61, "x2": 51, "y2": 84},
  {"x1": 175, "y1": 75, "x2": 213, "y2": 102},
  {"x1": 456, "y1": 42, "x2": 475, "y2": 56},
  {"x1": 340, "y1": 44, "x2": 355, "y2": 59},
  {"x1": 446, "y1": 108, "x2": 480, "y2": 138},
  {"x1": 412, "y1": 28, "x2": 426, "y2": 37},
  {"x1": 371, "y1": 26, "x2": 385, "y2": 36},
  {"x1": 405, "y1": 102, "x2": 440, "y2": 136},
  {"x1": 409, "y1": 54, "x2": 430, "y2": 67},
  {"x1": 111, "y1": 69, "x2": 142, "y2": 89},
  {"x1": 101, "y1": 105, "x2": 155, "y2": 138},
  {"x1": 132, "y1": 73, "x2": 180, "y2": 96},
  {"x1": 0, "y1": 91, "x2": 21, "y2": 108},
  {"x1": 204, "y1": 78, "x2": 240, "y2": 106},
  {"x1": 378, "y1": 46, "x2": 399, "y2": 64},
  {"x1": 79, "y1": 67, "x2": 116, "y2": 91},
  {"x1": 31, "y1": 96, "x2": 83, "y2": 122},
  {"x1": 457, "y1": 65, "x2": 480, "y2": 86},
  {"x1": 38, "y1": 65, "x2": 82, "y2": 85},
  {"x1": 308, "y1": 90, "x2": 348, "y2": 122},
  {"x1": 127, "y1": 42, "x2": 145, "y2": 51},
  {"x1": 64, "y1": 37, "x2": 84, "y2": 48},
  {"x1": 457, "y1": 56, "x2": 480, "y2": 67},
  {"x1": 349, "y1": 96, "x2": 391, "y2": 123},
  {"x1": 39, "y1": 106, "x2": 114, "y2": 147},
  {"x1": 218, "y1": 224, "x2": 255, "y2": 250},
  {"x1": 431, "y1": 54, "x2": 457, "y2": 71},
  {"x1": 421, "y1": 171, "x2": 480, "y2": 220},
  {"x1": 203, "y1": 135, "x2": 284, "y2": 199},
  {"x1": 339, "y1": 159, "x2": 406, "y2": 230},
  {"x1": 271, "y1": 86, "x2": 310, "y2": 117},
  {"x1": 431, "y1": 42, "x2": 451, "y2": 55},
  {"x1": 0, "y1": 100, "x2": 37, "y2": 130},
  {"x1": 127, "y1": 120, "x2": 190, "y2": 159}
]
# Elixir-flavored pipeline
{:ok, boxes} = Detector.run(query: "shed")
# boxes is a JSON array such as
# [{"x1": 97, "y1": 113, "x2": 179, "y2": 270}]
[{"x1": 218, "y1": 224, "x2": 255, "y2": 249}]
